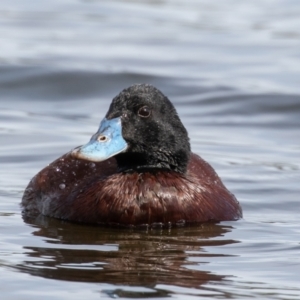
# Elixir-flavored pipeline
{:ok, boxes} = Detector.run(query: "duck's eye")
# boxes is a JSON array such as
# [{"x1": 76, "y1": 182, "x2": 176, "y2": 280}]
[{"x1": 138, "y1": 106, "x2": 151, "y2": 118}]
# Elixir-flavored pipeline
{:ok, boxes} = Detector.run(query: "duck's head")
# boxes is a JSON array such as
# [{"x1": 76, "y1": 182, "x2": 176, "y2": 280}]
[{"x1": 72, "y1": 84, "x2": 190, "y2": 173}]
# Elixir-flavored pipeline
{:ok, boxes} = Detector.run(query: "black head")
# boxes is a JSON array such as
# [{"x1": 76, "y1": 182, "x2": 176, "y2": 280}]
[
  {"x1": 72, "y1": 84, "x2": 191, "y2": 173},
  {"x1": 106, "y1": 84, "x2": 190, "y2": 173}
]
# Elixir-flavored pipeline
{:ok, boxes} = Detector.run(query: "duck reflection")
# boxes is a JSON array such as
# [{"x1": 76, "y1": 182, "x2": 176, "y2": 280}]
[{"x1": 18, "y1": 215, "x2": 238, "y2": 291}]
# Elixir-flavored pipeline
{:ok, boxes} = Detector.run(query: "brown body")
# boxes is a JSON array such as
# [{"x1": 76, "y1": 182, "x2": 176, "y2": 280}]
[{"x1": 22, "y1": 152, "x2": 242, "y2": 226}]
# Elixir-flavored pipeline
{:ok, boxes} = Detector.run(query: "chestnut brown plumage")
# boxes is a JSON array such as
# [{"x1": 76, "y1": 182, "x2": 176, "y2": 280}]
[{"x1": 22, "y1": 84, "x2": 242, "y2": 226}]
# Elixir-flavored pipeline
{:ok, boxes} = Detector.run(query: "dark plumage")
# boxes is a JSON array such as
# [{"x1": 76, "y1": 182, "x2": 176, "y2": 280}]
[{"x1": 22, "y1": 84, "x2": 242, "y2": 227}]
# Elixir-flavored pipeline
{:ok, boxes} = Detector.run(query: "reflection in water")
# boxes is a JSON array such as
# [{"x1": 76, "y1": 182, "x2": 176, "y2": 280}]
[{"x1": 16, "y1": 215, "x2": 238, "y2": 297}]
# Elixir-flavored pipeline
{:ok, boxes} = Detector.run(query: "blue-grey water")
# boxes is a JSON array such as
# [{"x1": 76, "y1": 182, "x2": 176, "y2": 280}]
[{"x1": 1, "y1": 1, "x2": 300, "y2": 299}]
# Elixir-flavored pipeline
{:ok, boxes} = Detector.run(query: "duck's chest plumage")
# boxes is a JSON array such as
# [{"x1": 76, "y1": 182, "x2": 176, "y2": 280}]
[{"x1": 22, "y1": 152, "x2": 242, "y2": 227}]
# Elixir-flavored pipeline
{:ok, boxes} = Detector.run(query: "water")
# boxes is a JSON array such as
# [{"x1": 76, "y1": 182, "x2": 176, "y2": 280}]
[{"x1": 1, "y1": 0, "x2": 300, "y2": 299}]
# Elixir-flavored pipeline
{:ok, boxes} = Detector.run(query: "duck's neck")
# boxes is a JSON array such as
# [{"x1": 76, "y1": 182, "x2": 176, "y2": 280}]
[{"x1": 115, "y1": 151, "x2": 190, "y2": 174}]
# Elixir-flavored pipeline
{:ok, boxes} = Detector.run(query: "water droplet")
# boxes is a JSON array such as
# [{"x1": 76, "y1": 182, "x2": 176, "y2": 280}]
[
  {"x1": 150, "y1": 222, "x2": 163, "y2": 228},
  {"x1": 55, "y1": 167, "x2": 60, "y2": 172},
  {"x1": 176, "y1": 219, "x2": 186, "y2": 227},
  {"x1": 89, "y1": 162, "x2": 96, "y2": 168},
  {"x1": 59, "y1": 183, "x2": 66, "y2": 190}
]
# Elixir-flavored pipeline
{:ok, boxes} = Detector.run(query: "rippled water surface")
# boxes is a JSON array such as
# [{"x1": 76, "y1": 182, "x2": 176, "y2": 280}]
[{"x1": 1, "y1": 1, "x2": 300, "y2": 299}]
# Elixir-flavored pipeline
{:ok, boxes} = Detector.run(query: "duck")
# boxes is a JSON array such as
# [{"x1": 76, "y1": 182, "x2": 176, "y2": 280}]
[{"x1": 22, "y1": 84, "x2": 242, "y2": 227}]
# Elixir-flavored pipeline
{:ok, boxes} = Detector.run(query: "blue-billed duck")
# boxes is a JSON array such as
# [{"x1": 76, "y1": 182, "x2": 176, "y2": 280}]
[{"x1": 22, "y1": 84, "x2": 242, "y2": 227}]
